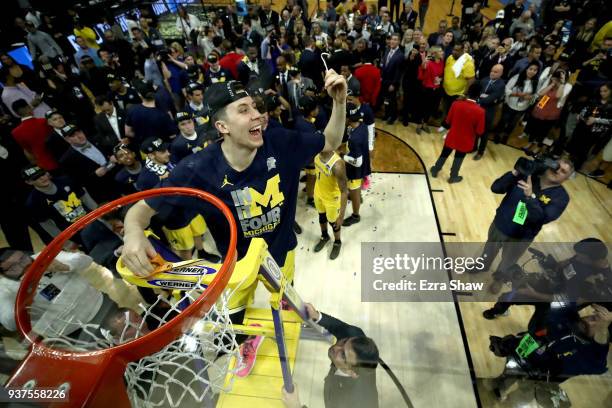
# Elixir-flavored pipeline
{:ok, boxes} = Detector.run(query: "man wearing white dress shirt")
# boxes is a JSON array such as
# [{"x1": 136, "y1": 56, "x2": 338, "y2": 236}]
[{"x1": 93, "y1": 95, "x2": 128, "y2": 153}]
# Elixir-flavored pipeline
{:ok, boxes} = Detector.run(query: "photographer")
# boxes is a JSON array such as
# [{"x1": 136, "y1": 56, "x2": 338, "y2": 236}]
[
  {"x1": 481, "y1": 158, "x2": 573, "y2": 294},
  {"x1": 484, "y1": 238, "x2": 611, "y2": 323}
]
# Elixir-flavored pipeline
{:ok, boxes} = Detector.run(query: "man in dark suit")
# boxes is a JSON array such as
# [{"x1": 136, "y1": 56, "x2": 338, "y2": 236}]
[
  {"x1": 241, "y1": 17, "x2": 263, "y2": 51},
  {"x1": 380, "y1": 33, "x2": 404, "y2": 124},
  {"x1": 328, "y1": 39, "x2": 353, "y2": 75},
  {"x1": 475, "y1": 64, "x2": 506, "y2": 160},
  {"x1": 298, "y1": 37, "x2": 323, "y2": 89},
  {"x1": 282, "y1": 303, "x2": 380, "y2": 408},
  {"x1": 59, "y1": 124, "x2": 120, "y2": 203},
  {"x1": 259, "y1": 0, "x2": 280, "y2": 28},
  {"x1": 237, "y1": 44, "x2": 273, "y2": 89},
  {"x1": 93, "y1": 95, "x2": 127, "y2": 154}
]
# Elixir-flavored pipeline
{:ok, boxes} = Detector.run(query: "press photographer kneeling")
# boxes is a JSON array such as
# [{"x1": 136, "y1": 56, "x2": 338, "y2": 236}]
[
  {"x1": 483, "y1": 238, "x2": 612, "y2": 326},
  {"x1": 481, "y1": 155, "x2": 573, "y2": 294}
]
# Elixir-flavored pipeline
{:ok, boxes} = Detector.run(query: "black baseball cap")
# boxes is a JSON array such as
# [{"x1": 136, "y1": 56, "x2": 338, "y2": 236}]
[
  {"x1": 185, "y1": 81, "x2": 203, "y2": 94},
  {"x1": 61, "y1": 124, "x2": 79, "y2": 137},
  {"x1": 106, "y1": 73, "x2": 122, "y2": 83},
  {"x1": 21, "y1": 165, "x2": 46, "y2": 181},
  {"x1": 44, "y1": 109, "x2": 61, "y2": 120},
  {"x1": 204, "y1": 80, "x2": 250, "y2": 118},
  {"x1": 176, "y1": 111, "x2": 194, "y2": 123},
  {"x1": 141, "y1": 137, "x2": 169, "y2": 153},
  {"x1": 574, "y1": 238, "x2": 608, "y2": 261},
  {"x1": 346, "y1": 103, "x2": 363, "y2": 121}
]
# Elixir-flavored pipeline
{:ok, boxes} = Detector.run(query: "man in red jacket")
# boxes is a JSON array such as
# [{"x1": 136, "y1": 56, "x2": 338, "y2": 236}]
[
  {"x1": 430, "y1": 82, "x2": 485, "y2": 183},
  {"x1": 354, "y1": 62, "x2": 381, "y2": 108},
  {"x1": 10, "y1": 99, "x2": 58, "y2": 172}
]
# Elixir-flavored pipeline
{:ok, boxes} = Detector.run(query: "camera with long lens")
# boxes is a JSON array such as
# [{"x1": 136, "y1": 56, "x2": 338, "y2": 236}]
[{"x1": 514, "y1": 153, "x2": 559, "y2": 179}]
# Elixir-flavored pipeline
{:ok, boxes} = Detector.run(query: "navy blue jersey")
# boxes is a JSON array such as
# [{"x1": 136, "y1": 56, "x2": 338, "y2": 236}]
[
  {"x1": 26, "y1": 176, "x2": 88, "y2": 231},
  {"x1": 136, "y1": 160, "x2": 175, "y2": 191},
  {"x1": 147, "y1": 127, "x2": 325, "y2": 264},
  {"x1": 345, "y1": 123, "x2": 371, "y2": 180},
  {"x1": 359, "y1": 103, "x2": 375, "y2": 126},
  {"x1": 204, "y1": 68, "x2": 233, "y2": 87},
  {"x1": 126, "y1": 105, "x2": 177, "y2": 143},
  {"x1": 115, "y1": 165, "x2": 142, "y2": 194},
  {"x1": 111, "y1": 87, "x2": 141, "y2": 111},
  {"x1": 170, "y1": 130, "x2": 214, "y2": 164}
]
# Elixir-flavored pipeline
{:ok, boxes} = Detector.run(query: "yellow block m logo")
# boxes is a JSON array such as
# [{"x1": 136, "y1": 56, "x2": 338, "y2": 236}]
[{"x1": 248, "y1": 174, "x2": 284, "y2": 217}]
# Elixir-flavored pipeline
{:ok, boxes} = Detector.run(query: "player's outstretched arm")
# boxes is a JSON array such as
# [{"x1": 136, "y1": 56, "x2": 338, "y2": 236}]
[
  {"x1": 322, "y1": 69, "x2": 347, "y2": 153},
  {"x1": 123, "y1": 200, "x2": 158, "y2": 277}
]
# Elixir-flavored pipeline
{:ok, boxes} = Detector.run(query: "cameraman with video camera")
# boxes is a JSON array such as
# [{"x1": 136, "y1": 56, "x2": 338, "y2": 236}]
[
  {"x1": 481, "y1": 156, "x2": 573, "y2": 294},
  {"x1": 483, "y1": 238, "x2": 611, "y2": 324}
]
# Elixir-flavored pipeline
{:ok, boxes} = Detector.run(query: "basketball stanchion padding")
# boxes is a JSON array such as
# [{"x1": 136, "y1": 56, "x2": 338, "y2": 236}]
[{"x1": 7, "y1": 188, "x2": 238, "y2": 407}]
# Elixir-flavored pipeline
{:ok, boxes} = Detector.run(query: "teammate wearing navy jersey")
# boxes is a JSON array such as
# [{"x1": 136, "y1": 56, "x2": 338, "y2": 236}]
[
  {"x1": 347, "y1": 89, "x2": 375, "y2": 151},
  {"x1": 204, "y1": 54, "x2": 232, "y2": 87},
  {"x1": 170, "y1": 111, "x2": 216, "y2": 164},
  {"x1": 122, "y1": 71, "x2": 347, "y2": 287},
  {"x1": 114, "y1": 144, "x2": 142, "y2": 194},
  {"x1": 342, "y1": 107, "x2": 371, "y2": 227}
]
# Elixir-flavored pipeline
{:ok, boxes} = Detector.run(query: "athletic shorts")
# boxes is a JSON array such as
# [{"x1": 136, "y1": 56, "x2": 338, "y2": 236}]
[
  {"x1": 162, "y1": 214, "x2": 207, "y2": 251},
  {"x1": 314, "y1": 194, "x2": 341, "y2": 223},
  {"x1": 348, "y1": 178, "x2": 362, "y2": 190}
]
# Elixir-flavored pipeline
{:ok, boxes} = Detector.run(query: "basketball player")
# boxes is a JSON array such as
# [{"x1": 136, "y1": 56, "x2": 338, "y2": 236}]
[
  {"x1": 170, "y1": 111, "x2": 215, "y2": 163},
  {"x1": 114, "y1": 143, "x2": 142, "y2": 195},
  {"x1": 313, "y1": 147, "x2": 348, "y2": 260},
  {"x1": 121, "y1": 70, "x2": 346, "y2": 291},
  {"x1": 343, "y1": 106, "x2": 371, "y2": 227}
]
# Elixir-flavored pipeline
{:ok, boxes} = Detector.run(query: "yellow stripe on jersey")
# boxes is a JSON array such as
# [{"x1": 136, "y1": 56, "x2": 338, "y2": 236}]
[{"x1": 314, "y1": 152, "x2": 341, "y2": 200}]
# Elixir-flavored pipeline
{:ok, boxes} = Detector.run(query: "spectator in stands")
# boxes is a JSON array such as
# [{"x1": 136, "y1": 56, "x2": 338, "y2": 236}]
[
  {"x1": 25, "y1": 21, "x2": 63, "y2": 63},
  {"x1": 475, "y1": 64, "x2": 505, "y2": 160},
  {"x1": 108, "y1": 73, "x2": 142, "y2": 111},
  {"x1": 74, "y1": 36, "x2": 103, "y2": 67},
  {"x1": 2, "y1": 74, "x2": 50, "y2": 119},
  {"x1": 125, "y1": 83, "x2": 177, "y2": 146},
  {"x1": 495, "y1": 63, "x2": 540, "y2": 144},
  {"x1": 10, "y1": 99, "x2": 57, "y2": 172},
  {"x1": 430, "y1": 82, "x2": 485, "y2": 183},
  {"x1": 93, "y1": 95, "x2": 127, "y2": 153},
  {"x1": 114, "y1": 144, "x2": 142, "y2": 195},
  {"x1": 428, "y1": 19, "x2": 448, "y2": 46},
  {"x1": 380, "y1": 33, "x2": 404, "y2": 125},
  {"x1": 58, "y1": 124, "x2": 119, "y2": 203},
  {"x1": 44, "y1": 109, "x2": 71, "y2": 161}
]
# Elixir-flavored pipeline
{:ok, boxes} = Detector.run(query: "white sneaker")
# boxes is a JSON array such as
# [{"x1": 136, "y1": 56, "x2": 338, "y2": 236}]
[
  {"x1": 437, "y1": 126, "x2": 446, "y2": 133},
  {"x1": 518, "y1": 132, "x2": 527, "y2": 139}
]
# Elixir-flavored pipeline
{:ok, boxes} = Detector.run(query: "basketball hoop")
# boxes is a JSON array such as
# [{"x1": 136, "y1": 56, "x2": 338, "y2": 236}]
[{"x1": 7, "y1": 188, "x2": 238, "y2": 407}]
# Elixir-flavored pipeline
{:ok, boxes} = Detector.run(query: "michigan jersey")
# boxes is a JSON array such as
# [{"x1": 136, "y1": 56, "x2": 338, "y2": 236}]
[{"x1": 314, "y1": 152, "x2": 342, "y2": 201}]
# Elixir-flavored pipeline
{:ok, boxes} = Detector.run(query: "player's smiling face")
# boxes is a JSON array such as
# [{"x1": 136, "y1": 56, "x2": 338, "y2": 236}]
[{"x1": 220, "y1": 96, "x2": 265, "y2": 149}]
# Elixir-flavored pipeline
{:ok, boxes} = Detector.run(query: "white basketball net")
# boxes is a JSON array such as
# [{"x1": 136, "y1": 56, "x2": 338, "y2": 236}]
[{"x1": 33, "y1": 279, "x2": 240, "y2": 407}]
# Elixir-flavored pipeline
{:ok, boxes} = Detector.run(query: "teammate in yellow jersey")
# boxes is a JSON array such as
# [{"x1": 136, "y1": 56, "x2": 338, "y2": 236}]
[{"x1": 313, "y1": 149, "x2": 348, "y2": 259}]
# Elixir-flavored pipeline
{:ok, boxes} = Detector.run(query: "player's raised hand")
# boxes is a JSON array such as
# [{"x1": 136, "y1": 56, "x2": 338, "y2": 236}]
[
  {"x1": 121, "y1": 232, "x2": 157, "y2": 277},
  {"x1": 324, "y1": 69, "x2": 347, "y2": 104},
  {"x1": 304, "y1": 302, "x2": 321, "y2": 322}
]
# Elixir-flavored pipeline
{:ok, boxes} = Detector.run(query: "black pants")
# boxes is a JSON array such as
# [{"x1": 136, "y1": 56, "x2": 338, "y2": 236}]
[
  {"x1": 389, "y1": 0, "x2": 401, "y2": 21},
  {"x1": 415, "y1": 87, "x2": 442, "y2": 125},
  {"x1": 477, "y1": 106, "x2": 497, "y2": 154},
  {"x1": 401, "y1": 81, "x2": 421, "y2": 122},
  {"x1": 432, "y1": 146, "x2": 466, "y2": 177},
  {"x1": 495, "y1": 104, "x2": 525, "y2": 143},
  {"x1": 380, "y1": 82, "x2": 398, "y2": 120},
  {"x1": 525, "y1": 117, "x2": 556, "y2": 145}
]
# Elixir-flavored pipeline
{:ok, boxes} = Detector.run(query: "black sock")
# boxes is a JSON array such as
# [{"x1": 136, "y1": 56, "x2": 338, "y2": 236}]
[
  {"x1": 334, "y1": 239, "x2": 341, "y2": 244},
  {"x1": 321, "y1": 232, "x2": 330, "y2": 239}
]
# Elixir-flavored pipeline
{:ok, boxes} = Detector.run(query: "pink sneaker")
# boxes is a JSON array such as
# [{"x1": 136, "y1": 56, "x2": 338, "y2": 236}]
[
  {"x1": 236, "y1": 324, "x2": 264, "y2": 378},
  {"x1": 361, "y1": 176, "x2": 371, "y2": 190}
]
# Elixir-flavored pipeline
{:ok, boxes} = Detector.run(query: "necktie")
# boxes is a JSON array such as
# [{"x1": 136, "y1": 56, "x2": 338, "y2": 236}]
[
  {"x1": 386, "y1": 49, "x2": 395, "y2": 65},
  {"x1": 281, "y1": 73, "x2": 288, "y2": 97}
]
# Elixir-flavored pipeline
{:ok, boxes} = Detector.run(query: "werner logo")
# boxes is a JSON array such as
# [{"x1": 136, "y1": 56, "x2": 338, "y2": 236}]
[
  {"x1": 148, "y1": 279, "x2": 209, "y2": 290},
  {"x1": 166, "y1": 265, "x2": 217, "y2": 276},
  {"x1": 230, "y1": 174, "x2": 285, "y2": 237}
]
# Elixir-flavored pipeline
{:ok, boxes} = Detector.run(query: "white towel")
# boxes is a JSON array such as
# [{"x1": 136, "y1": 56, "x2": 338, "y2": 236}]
[{"x1": 452, "y1": 53, "x2": 472, "y2": 78}]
